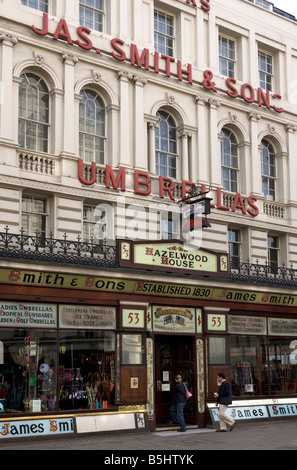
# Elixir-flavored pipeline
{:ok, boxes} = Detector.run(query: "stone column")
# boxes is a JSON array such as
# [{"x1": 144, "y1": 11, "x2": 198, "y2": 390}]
[
  {"x1": 117, "y1": 71, "x2": 132, "y2": 168},
  {"x1": 248, "y1": 112, "x2": 262, "y2": 197},
  {"x1": 133, "y1": 75, "x2": 147, "y2": 170},
  {"x1": 0, "y1": 33, "x2": 18, "y2": 143},
  {"x1": 286, "y1": 124, "x2": 297, "y2": 203},
  {"x1": 61, "y1": 53, "x2": 79, "y2": 157},
  {"x1": 207, "y1": 98, "x2": 221, "y2": 188},
  {"x1": 194, "y1": 95, "x2": 209, "y2": 185}
]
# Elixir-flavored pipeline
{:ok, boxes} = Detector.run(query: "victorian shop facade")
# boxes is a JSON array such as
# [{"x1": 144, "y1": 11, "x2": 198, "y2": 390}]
[{"x1": 2, "y1": 0, "x2": 297, "y2": 440}]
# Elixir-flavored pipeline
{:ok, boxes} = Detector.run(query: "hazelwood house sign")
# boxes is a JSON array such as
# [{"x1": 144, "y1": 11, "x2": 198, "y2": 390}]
[{"x1": 31, "y1": 8, "x2": 283, "y2": 115}]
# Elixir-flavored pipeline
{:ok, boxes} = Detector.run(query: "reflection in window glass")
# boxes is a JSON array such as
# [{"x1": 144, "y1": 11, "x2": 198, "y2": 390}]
[
  {"x1": 230, "y1": 336, "x2": 267, "y2": 396},
  {"x1": 122, "y1": 335, "x2": 145, "y2": 365},
  {"x1": 209, "y1": 337, "x2": 228, "y2": 364},
  {"x1": 59, "y1": 331, "x2": 115, "y2": 410},
  {"x1": 0, "y1": 329, "x2": 56, "y2": 413}
]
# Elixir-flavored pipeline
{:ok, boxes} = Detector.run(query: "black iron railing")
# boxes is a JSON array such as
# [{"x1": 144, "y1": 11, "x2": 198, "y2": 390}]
[
  {"x1": 230, "y1": 258, "x2": 297, "y2": 287},
  {"x1": 1, "y1": 228, "x2": 297, "y2": 286},
  {"x1": 0, "y1": 227, "x2": 117, "y2": 268}
]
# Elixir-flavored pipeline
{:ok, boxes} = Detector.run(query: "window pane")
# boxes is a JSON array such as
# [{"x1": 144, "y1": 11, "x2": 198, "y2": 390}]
[
  {"x1": 79, "y1": 89, "x2": 105, "y2": 163},
  {"x1": 122, "y1": 335, "x2": 145, "y2": 365},
  {"x1": 18, "y1": 74, "x2": 49, "y2": 152},
  {"x1": 59, "y1": 330, "x2": 115, "y2": 410},
  {"x1": 209, "y1": 337, "x2": 228, "y2": 364}
]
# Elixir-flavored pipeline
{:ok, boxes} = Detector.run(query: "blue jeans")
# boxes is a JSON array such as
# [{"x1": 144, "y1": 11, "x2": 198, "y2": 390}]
[{"x1": 170, "y1": 402, "x2": 186, "y2": 431}]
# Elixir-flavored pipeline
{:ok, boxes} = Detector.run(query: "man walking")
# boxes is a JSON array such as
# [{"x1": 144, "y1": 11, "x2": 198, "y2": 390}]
[
  {"x1": 214, "y1": 372, "x2": 236, "y2": 432},
  {"x1": 170, "y1": 374, "x2": 187, "y2": 432}
]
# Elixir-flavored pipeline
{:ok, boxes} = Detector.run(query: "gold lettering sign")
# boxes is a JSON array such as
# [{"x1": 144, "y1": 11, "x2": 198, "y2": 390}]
[{"x1": 2, "y1": 269, "x2": 297, "y2": 307}]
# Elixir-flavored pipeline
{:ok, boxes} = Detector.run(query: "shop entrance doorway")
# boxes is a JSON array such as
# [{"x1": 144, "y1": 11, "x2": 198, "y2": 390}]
[{"x1": 155, "y1": 335, "x2": 196, "y2": 426}]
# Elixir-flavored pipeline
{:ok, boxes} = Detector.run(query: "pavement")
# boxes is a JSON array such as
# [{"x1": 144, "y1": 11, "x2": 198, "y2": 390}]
[{"x1": 0, "y1": 419, "x2": 297, "y2": 452}]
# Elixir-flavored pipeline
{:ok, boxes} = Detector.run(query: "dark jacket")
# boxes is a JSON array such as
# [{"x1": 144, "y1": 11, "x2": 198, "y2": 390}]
[
  {"x1": 172, "y1": 382, "x2": 186, "y2": 404},
  {"x1": 217, "y1": 380, "x2": 232, "y2": 406}
]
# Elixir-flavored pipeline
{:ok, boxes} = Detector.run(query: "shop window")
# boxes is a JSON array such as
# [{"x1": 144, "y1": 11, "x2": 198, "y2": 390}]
[
  {"x1": 80, "y1": 0, "x2": 104, "y2": 32},
  {"x1": 154, "y1": 9, "x2": 174, "y2": 57},
  {"x1": 21, "y1": 0, "x2": 49, "y2": 12},
  {"x1": 231, "y1": 335, "x2": 267, "y2": 396},
  {"x1": 268, "y1": 338, "x2": 297, "y2": 395},
  {"x1": 155, "y1": 110, "x2": 177, "y2": 179},
  {"x1": 58, "y1": 331, "x2": 115, "y2": 410},
  {"x1": 219, "y1": 35, "x2": 236, "y2": 78},
  {"x1": 122, "y1": 334, "x2": 145, "y2": 365},
  {"x1": 79, "y1": 89, "x2": 106, "y2": 164},
  {"x1": 0, "y1": 329, "x2": 57, "y2": 413},
  {"x1": 221, "y1": 128, "x2": 239, "y2": 193},
  {"x1": 209, "y1": 337, "x2": 228, "y2": 365},
  {"x1": 230, "y1": 335, "x2": 297, "y2": 396},
  {"x1": 18, "y1": 73, "x2": 50, "y2": 153}
]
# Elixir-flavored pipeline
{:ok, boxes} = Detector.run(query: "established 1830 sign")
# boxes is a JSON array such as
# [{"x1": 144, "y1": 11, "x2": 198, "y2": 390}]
[{"x1": 118, "y1": 240, "x2": 229, "y2": 277}]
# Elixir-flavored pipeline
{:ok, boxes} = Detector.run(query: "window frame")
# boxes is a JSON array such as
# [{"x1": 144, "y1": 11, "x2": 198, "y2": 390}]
[
  {"x1": 79, "y1": 0, "x2": 104, "y2": 32},
  {"x1": 154, "y1": 9, "x2": 175, "y2": 57},
  {"x1": 83, "y1": 203, "x2": 107, "y2": 245},
  {"x1": 221, "y1": 128, "x2": 239, "y2": 193},
  {"x1": 21, "y1": 0, "x2": 49, "y2": 13},
  {"x1": 18, "y1": 73, "x2": 50, "y2": 153},
  {"x1": 155, "y1": 110, "x2": 178, "y2": 179},
  {"x1": 228, "y1": 228, "x2": 241, "y2": 269},
  {"x1": 258, "y1": 50, "x2": 273, "y2": 91},
  {"x1": 79, "y1": 88, "x2": 106, "y2": 164},
  {"x1": 268, "y1": 234, "x2": 279, "y2": 271},
  {"x1": 261, "y1": 139, "x2": 276, "y2": 201},
  {"x1": 219, "y1": 34, "x2": 236, "y2": 78},
  {"x1": 21, "y1": 195, "x2": 48, "y2": 240}
]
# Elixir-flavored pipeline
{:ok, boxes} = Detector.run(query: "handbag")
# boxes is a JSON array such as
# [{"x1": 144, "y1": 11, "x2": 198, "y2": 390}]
[{"x1": 184, "y1": 383, "x2": 192, "y2": 400}]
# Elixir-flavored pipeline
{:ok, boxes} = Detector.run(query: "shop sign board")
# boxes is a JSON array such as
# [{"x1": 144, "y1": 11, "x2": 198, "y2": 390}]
[
  {"x1": 0, "y1": 302, "x2": 57, "y2": 328},
  {"x1": 2, "y1": 268, "x2": 297, "y2": 306},
  {"x1": 268, "y1": 318, "x2": 297, "y2": 336},
  {"x1": 59, "y1": 305, "x2": 116, "y2": 329},
  {"x1": 0, "y1": 417, "x2": 74, "y2": 439},
  {"x1": 229, "y1": 315, "x2": 267, "y2": 335},
  {"x1": 30, "y1": 11, "x2": 283, "y2": 116},
  {"x1": 268, "y1": 403, "x2": 297, "y2": 418},
  {"x1": 118, "y1": 240, "x2": 229, "y2": 277},
  {"x1": 122, "y1": 308, "x2": 145, "y2": 329},
  {"x1": 208, "y1": 405, "x2": 269, "y2": 425},
  {"x1": 152, "y1": 306, "x2": 196, "y2": 332},
  {"x1": 207, "y1": 314, "x2": 226, "y2": 332}
]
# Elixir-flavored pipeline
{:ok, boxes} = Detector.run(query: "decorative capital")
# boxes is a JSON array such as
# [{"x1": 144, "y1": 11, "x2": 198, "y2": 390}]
[
  {"x1": 0, "y1": 32, "x2": 18, "y2": 46},
  {"x1": 285, "y1": 123, "x2": 297, "y2": 134},
  {"x1": 62, "y1": 53, "x2": 79, "y2": 65},
  {"x1": 248, "y1": 112, "x2": 261, "y2": 122}
]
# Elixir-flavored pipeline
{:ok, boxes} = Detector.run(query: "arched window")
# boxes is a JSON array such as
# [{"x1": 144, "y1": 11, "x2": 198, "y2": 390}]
[
  {"x1": 18, "y1": 73, "x2": 50, "y2": 153},
  {"x1": 79, "y1": 89, "x2": 106, "y2": 164},
  {"x1": 261, "y1": 139, "x2": 276, "y2": 200},
  {"x1": 221, "y1": 128, "x2": 238, "y2": 192},
  {"x1": 155, "y1": 110, "x2": 177, "y2": 178}
]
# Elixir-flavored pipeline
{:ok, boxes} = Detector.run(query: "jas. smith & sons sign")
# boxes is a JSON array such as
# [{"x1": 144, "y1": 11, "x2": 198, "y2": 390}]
[{"x1": 30, "y1": 1, "x2": 283, "y2": 115}]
